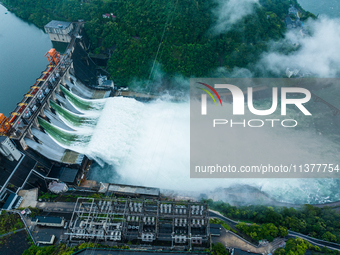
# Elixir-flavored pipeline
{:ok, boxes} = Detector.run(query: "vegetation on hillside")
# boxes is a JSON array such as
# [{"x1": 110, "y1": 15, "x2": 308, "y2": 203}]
[
  {"x1": 207, "y1": 199, "x2": 340, "y2": 244},
  {"x1": 209, "y1": 218, "x2": 234, "y2": 232},
  {"x1": 23, "y1": 242, "x2": 129, "y2": 255},
  {"x1": 0, "y1": 211, "x2": 24, "y2": 235},
  {"x1": 274, "y1": 238, "x2": 321, "y2": 255},
  {"x1": 274, "y1": 238, "x2": 340, "y2": 255},
  {"x1": 3, "y1": 0, "x2": 315, "y2": 88},
  {"x1": 211, "y1": 242, "x2": 229, "y2": 255},
  {"x1": 236, "y1": 222, "x2": 288, "y2": 242}
]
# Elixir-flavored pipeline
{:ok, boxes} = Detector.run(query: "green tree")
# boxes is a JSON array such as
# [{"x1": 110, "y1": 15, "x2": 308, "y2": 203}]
[
  {"x1": 212, "y1": 242, "x2": 229, "y2": 255},
  {"x1": 274, "y1": 247, "x2": 285, "y2": 255},
  {"x1": 322, "y1": 231, "x2": 337, "y2": 243}
]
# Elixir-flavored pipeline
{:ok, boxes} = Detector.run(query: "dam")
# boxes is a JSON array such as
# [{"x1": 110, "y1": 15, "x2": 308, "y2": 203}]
[
  {"x1": 0, "y1": 19, "x2": 163, "y2": 208},
  {"x1": 0, "y1": 21, "x2": 115, "y2": 205},
  {"x1": 0, "y1": 43, "x2": 111, "y2": 165}
]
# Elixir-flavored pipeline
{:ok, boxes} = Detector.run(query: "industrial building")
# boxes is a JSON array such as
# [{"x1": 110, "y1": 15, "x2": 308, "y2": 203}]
[
  {"x1": 67, "y1": 198, "x2": 210, "y2": 249},
  {"x1": 2, "y1": 193, "x2": 23, "y2": 210},
  {"x1": 36, "y1": 235, "x2": 56, "y2": 245},
  {"x1": 33, "y1": 216, "x2": 65, "y2": 228},
  {"x1": 209, "y1": 224, "x2": 221, "y2": 237},
  {"x1": 0, "y1": 134, "x2": 90, "y2": 207},
  {"x1": 0, "y1": 136, "x2": 36, "y2": 206},
  {"x1": 99, "y1": 183, "x2": 160, "y2": 198},
  {"x1": 44, "y1": 20, "x2": 74, "y2": 42}
]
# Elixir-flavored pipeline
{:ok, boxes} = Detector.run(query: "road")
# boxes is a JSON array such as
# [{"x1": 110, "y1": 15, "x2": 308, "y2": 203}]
[
  {"x1": 0, "y1": 228, "x2": 25, "y2": 239},
  {"x1": 288, "y1": 231, "x2": 340, "y2": 251},
  {"x1": 36, "y1": 202, "x2": 76, "y2": 213},
  {"x1": 209, "y1": 209, "x2": 340, "y2": 251},
  {"x1": 209, "y1": 210, "x2": 239, "y2": 225}
]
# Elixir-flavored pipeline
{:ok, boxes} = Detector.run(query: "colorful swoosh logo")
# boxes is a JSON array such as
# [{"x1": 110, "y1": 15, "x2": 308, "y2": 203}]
[{"x1": 197, "y1": 82, "x2": 223, "y2": 106}]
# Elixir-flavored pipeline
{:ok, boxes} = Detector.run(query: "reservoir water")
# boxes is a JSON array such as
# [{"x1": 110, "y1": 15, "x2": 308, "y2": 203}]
[
  {"x1": 298, "y1": 0, "x2": 340, "y2": 18},
  {"x1": 0, "y1": 4, "x2": 52, "y2": 115}
]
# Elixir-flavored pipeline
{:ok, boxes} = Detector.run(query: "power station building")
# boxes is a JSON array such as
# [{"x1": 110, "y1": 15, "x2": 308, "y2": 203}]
[
  {"x1": 44, "y1": 20, "x2": 74, "y2": 43},
  {"x1": 67, "y1": 198, "x2": 210, "y2": 249}
]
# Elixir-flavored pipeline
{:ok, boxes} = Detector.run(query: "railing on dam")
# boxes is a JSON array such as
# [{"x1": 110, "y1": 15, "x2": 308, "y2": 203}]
[
  {"x1": 0, "y1": 22, "x2": 83, "y2": 140},
  {"x1": 7, "y1": 53, "x2": 72, "y2": 140}
]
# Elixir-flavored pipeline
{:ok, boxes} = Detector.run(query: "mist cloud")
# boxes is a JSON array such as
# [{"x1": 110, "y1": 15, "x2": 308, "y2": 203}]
[
  {"x1": 212, "y1": 0, "x2": 259, "y2": 35},
  {"x1": 258, "y1": 17, "x2": 340, "y2": 77},
  {"x1": 212, "y1": 66, "x2": 254, "y2": 78}
]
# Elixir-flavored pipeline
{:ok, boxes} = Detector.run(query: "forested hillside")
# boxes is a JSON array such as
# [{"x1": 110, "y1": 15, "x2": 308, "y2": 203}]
[
  {"x1": 207, "y1": 199, "x2": 340, "y2": 244},
  {"x1": 3, "y1": 0, "x2": 315, "y2": 87}
]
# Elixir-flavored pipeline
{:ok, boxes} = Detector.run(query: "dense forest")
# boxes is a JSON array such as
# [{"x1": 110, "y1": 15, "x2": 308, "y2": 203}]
[
  {"x1": 207, "y1": 199, "x2": 340, "y2": 244},
  {"x1": 3, "y1": 0, "x2": 315, "y2": 88}
]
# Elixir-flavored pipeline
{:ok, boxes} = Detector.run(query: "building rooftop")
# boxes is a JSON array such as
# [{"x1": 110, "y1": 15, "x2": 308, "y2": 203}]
[
  {"x1": 2, "y1": 193, "x2": 17, "y2": 209},
  {"x1": 285, "y1": 16, "x2": 294, "y2": 26},
  {"x1": 34, "y1": 216, "x2": 63, "y2": 224},
  {"x1": 0, "y1": 153, "x2": 34, "y2": 189},
  {"x1": 107, "y1": 183, "x2": 160, "y2": 196},
  {"x1": 102, "y1": 80, "x2": 113, "y2": 86},
  {"x1": 209, "y1": 224, "x2": 221, "y2": 236},
  {"x1": 45, "y1": 20, "x2": 72, "y2": 29},
  {"x1": 210, "y1": 224, "x2": 221, "y2": 229},
  {"x1": 36, "y1": 234, "x2": 55, "y2": 243},
  {"x1": 48, "y1": 166, "x2": 79, "y2": 183},
  {"x1": 59, "y1": 167, "x2": 79, "y2": 183}
]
